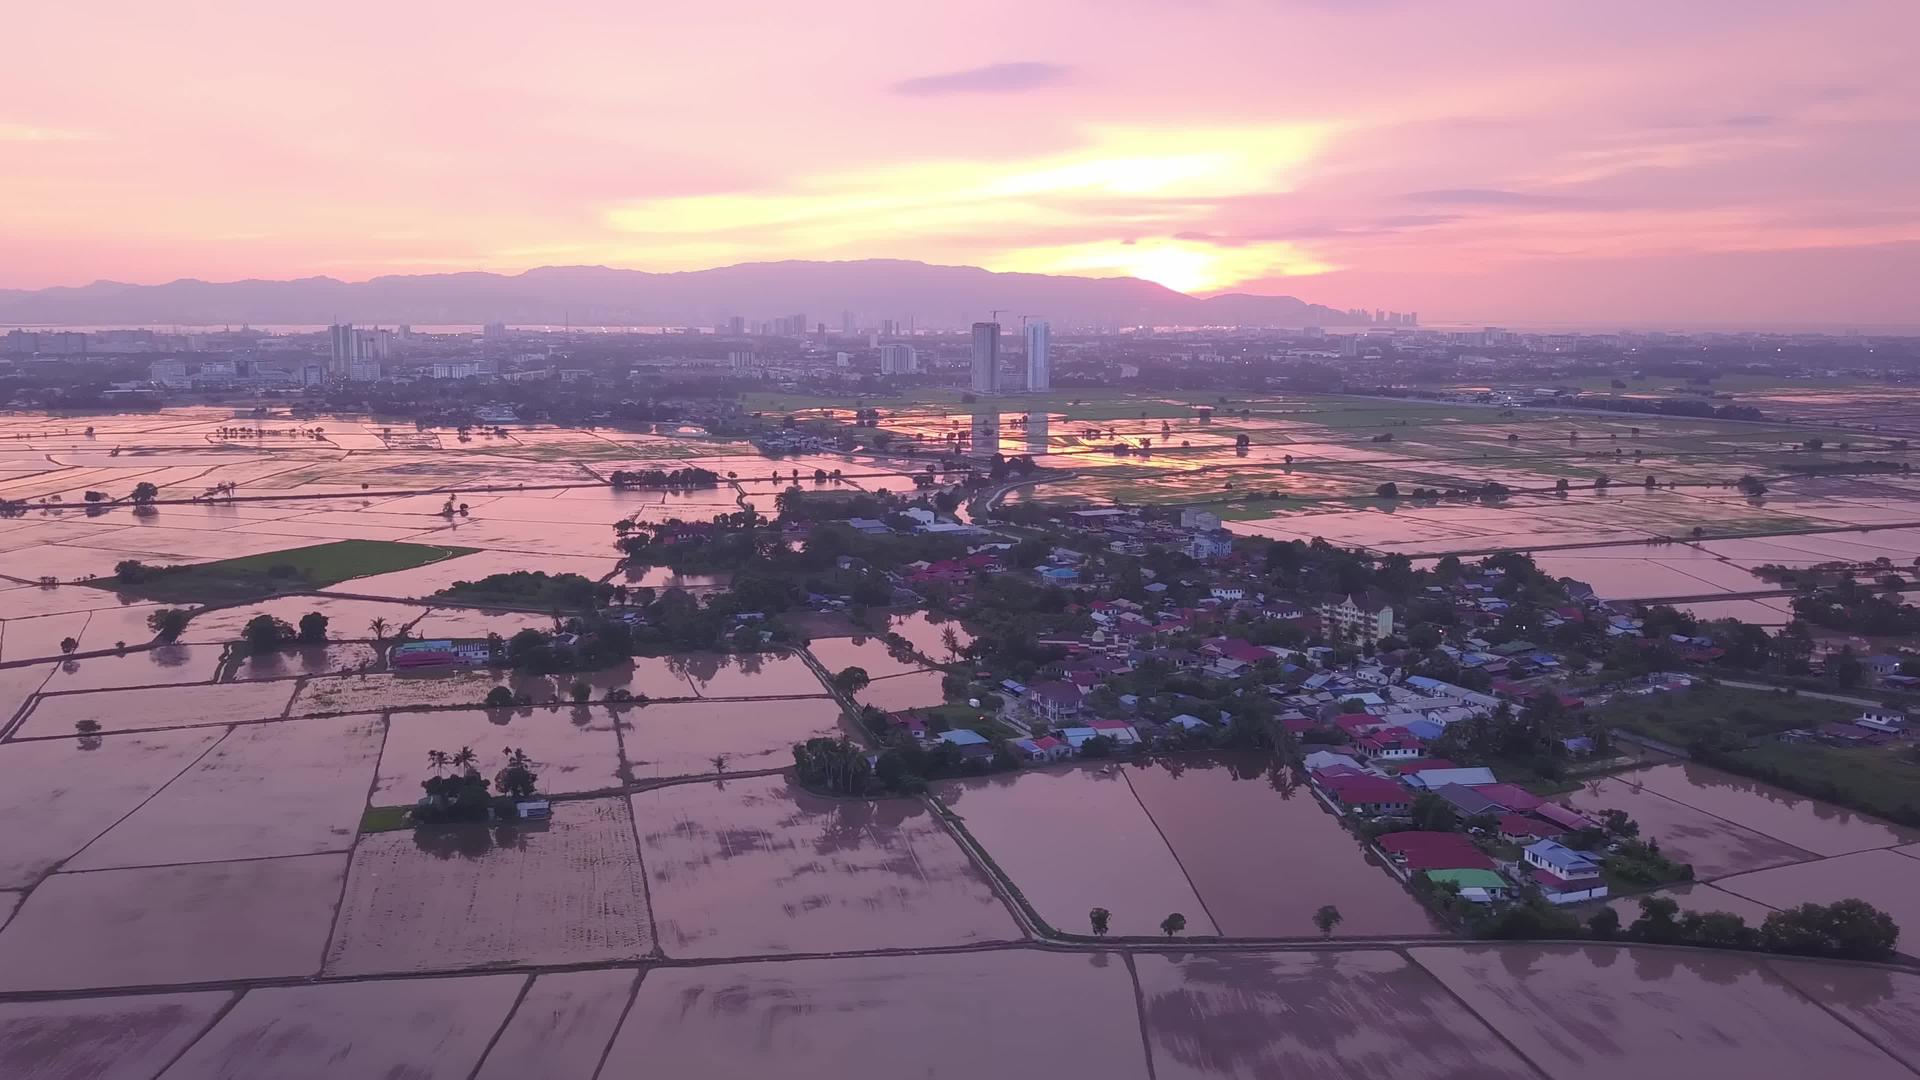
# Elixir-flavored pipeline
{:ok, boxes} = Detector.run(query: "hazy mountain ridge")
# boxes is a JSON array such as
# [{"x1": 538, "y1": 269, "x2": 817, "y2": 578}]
[{"x1": 0, "y1": 260, "x2": 1362, "y2": 328}]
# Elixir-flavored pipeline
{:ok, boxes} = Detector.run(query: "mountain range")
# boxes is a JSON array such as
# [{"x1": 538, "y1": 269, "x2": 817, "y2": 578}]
[{"x1": 0, "y1": 260, "x2": 1362, "y2": 329}]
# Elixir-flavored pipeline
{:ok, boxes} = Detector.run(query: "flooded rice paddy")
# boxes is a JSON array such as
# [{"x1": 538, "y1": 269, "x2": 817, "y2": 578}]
[
  {"x1": 618, "y1": 698, "x2": 844, "y2": 780},
  {"x1": 1561, "y1": 777, "x2": 1814, "y2": 879},
  {"x1": 1715, "y1": 850, "x2": 1920, "y2": 958},
  {"x1": 1609, "y1": 762, "x2": 1920, "y2": 856},
  {"x1": 156, "y1": 975, "x2": 524, "y2": 1080},
  {"x1": 371, "y1": 706, "x2": 622, "y2": 803},
  {"x1": 602, "y1": 951, "x2": 1153, "y2": 1080},
  {"x1": 0, "y1": 991, "x2": 232, "y2": 1080},
  {"x1": 807, "y1": 634, "x2": 931, "y2": 679},
  {"x1": 228, "y1": 641, "x2": 378, "y2": 679},
  {"x1": 633, "y1": 774, "x2": 1018, "y2": 957},
  {"x1": 936, "y1": 766, "x2": 1218, "y2": 937},
  {"x1": 1123, "y1": 755, "x2": 1439, "y2": 937},
  {"x1": 67, "y1": 714, "x2": 382, "y2": 869},
  {"x1": 324, "y1": 798, "x2": 651, "y2": 975},
  {"x1": 0, "y1": 727, "x2": 225, "y2": 888},
  {"x1": 471, "y1": 969, "x2": 639, "y2": 1080},
  {"x1": 37, "y1": 644, "x2": 223, "y2": 690},
  {"x1": 1135, "y1": 950, "x2": 1537, "y2": 1079},
  {"x1": 14, "y1": 679, "x2": 295, "y2": 737},
  {"x1": 1410, "y1": 944, "x2": 1915, "y2": 1080},
  {"x1": 854, "y1": 669, "x2": 949, "y2": 711},
  {"x1": 0, "y1": 853, "x2": 347, "y2": 991}
]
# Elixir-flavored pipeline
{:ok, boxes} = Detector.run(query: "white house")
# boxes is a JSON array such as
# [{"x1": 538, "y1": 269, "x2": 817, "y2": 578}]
[{"x1": 1856, "y1": 710, "x2": 1907, "y2": 735}]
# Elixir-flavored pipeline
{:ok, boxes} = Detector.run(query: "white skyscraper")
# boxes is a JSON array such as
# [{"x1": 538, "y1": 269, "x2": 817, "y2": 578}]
[
  {"x1": 970, "y1": 322, "x2": 1001, "y2": 394},
  {"x1": 1024, "y1": 320, "x2": 1050, "y2": 391},
  {"x1": 878, "y1": 344, "x2": 918, "y2": 374}
]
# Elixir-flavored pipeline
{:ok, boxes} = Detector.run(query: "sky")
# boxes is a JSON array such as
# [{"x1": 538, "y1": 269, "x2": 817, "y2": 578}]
[{"x1": 3, "y1": 0, "x2": 1917, "y2": 326}]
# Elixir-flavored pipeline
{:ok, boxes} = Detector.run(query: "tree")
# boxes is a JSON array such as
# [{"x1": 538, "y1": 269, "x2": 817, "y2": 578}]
[
  {"x1": 450, "y1": 745, "x2": 478, "y2": 772},
  {"x1": 146, "y1": 608, "x2": 191, "y2": 643},
  {"x1": 297, "y1": 611, "x2": 329, "y2": 644},
  {"x1": 497, "y1": 747, "x2": 539, "y2": 799},
  {"x1": 1410, "y1": 791, "x2": 1457, "y2": 833},
  {"x1": 130, "y1": 481, "x2": 160, "y2": 504},
  {"x1": 241, "y1": 614, "x2": 295, "y2": 652},
  {"x1": 1587, "y1": 906, "x2": 1622, "y2": 940},
  {"x1": 833, "y1": 666, "x2": 872, "y2": 695},
  {"x1": 1313, "y1": 904, "x2": 1343, "y2": 938},
  {"x1": 59, "y1": 636, "x2": 79, "y2": 655},
  {"x1": 1760, "y1": 899, "x2": 1899, "y2": 961},
  {"x1": 570, "y1": 679, "x2": 592, "y2": 703},
  {"x1": 1089, "y1": 907, "x2": 1111, "y2": 937},
  {"x1": 1375, "y1": 482, "x2": 1399, "y2": 499},
  {"x1": 368, "y1": 617, "x2": 389, "y2": 641},
  {"x1": 1160, "y1": 912, "x2": 1187, "y2": 938},
  {"x1": 484, "y1": 686, "x2": 516, "y2": 708}
]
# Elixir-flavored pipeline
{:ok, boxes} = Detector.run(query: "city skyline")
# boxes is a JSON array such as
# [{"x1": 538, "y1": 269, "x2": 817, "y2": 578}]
[{"x1": 3, "y1": 0, "x2": 1916, "y2": 325}]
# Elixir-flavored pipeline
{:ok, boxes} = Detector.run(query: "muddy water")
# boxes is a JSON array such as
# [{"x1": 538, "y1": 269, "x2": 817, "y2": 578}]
[
  {"x1": 0, "y1": 612, "x2": 94, "y2": 663},
  {"x1": 0, "y1": 727, "x2": 225, "y2": 888},
  {"x1": 1617, "y1": 762, "x2": 1920, "y2": 856},
  {"x1": 807, "y1": 635, "x2": 929, "y2": 679},
  {"x1": 157, "y1": 975, "x2": 523, "y2": 1080},
  {"x1": 1562, "y1": 778, "x2": 1812, "y2": 879},
  {"x1": 620, "y1": 699, "x2": 843, "y2": 780},
  {"x1": 601, "y1": 951, "x2": 1152, "y2": 1079},
  {"x1": 0, "y1": 662, "x2": 51, "y2": 730},
  {"x1": 408, "y1": 607, "x2": 557, "y2": 638},
  {"x1": 1769, "y1": 959, "x2": 1920, "y2": 1071},
  {"x1": 473, "y1": 969, "x2": 638, "y2": 1080},
  {"x1": 324, "y1": 797, "x2": 652, "y2": 975},
  {"x1": 1136, "y1": 950, "x2": 1537, "y2": 1079},
  {"x1": 68, "y1": 715, "x2": 384, "y2": 869},
  {"x1": 855, "y1": 670, "x2": 948, "y2": 711},
  {"x1": 0, "y1": 990, "x2": 232, "y2": 1080},
  {"x1": 886, "y1": 608, "x2": 973, "y2": 662},
  {"x1": 633, "y1": 774, "x2": 1018, "y2": 957},
  {"x1": 1715, "y1": 849, "x2": 1920, "y2": 957},
  {"x1": 39, "y1": 644, "x2": 222, "y2": 690},
  {"x1": 1604, "y1": 882, "x2": 1780, "y2": 928},
  {"x1": 672, "y1": 651, "x2": 824, "y2": 697},
  {"x1": 180, "y1": 596, "x2": 429, "y2": 643},
  {"x1": 1124, "y1": 755, "x2": 1440, "y2": 937},
  {"x1": 1411, "y1": 944, "x2": 1912, "y2": 1080},
  {"x1": 16, "y1": 679, "x2": 294, "y2": 737},
  {"x1": 0, "y1": 853, "x2": 347, "y2": 991},
  {"x1": 936, "y1": 767, "x2": 1217, "y2": 937},
  {"x1": 372, "y1": 707, "x2": 621, "y2": 803},
  {"x1": 230, "y1": 642, "x2": 378, "y2": 679}
]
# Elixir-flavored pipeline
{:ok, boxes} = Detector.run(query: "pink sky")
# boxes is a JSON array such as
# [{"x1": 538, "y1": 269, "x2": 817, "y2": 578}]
[{"x1": 3, "y1": 0, "x2": 1916, "y2": 324}]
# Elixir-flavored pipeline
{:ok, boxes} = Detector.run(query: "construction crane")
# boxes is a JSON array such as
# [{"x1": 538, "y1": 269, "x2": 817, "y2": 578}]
[
  {"x1": 1019, "y1": 314, "x2": 1037, "y2": 331},
  {"x1": 987, "y1": 309, "x2": 1006, "y2": 324}
]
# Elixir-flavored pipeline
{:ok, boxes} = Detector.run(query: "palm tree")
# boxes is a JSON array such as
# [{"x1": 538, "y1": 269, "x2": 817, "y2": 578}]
[
  {"x1": 451, "y1": 746, "x2": 478, "y2": 772},
  {"x1": 426, "y1": 749, "x2": 451, "y2": 775},
  {"x1": 369, "y1": 617, "x2": 389, "y2": 641}
]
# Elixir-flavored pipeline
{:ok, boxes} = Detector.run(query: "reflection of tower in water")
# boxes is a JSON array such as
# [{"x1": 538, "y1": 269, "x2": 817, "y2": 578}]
[
  {"x1": 1026, "y1": 412, "x2": 1050, "y2": 454},
  {"x1": 970, "y1": 409, "x2": 1001, "y2": 458}
]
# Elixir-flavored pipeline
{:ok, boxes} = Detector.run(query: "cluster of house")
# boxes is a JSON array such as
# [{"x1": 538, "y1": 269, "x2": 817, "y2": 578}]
[{"x1": 1304, "y1": 740, "x2": 1610, "y2": 905}]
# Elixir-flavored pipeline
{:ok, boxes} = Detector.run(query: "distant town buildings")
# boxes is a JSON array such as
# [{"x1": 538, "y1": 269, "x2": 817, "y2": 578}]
[{"x1": 970, "y1": 322, "x2": 1001, "y2": 394}]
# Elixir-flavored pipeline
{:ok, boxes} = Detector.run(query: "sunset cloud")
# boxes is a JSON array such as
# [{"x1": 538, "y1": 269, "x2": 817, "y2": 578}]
[
  {"x1": 890, "y1": 62, "x2": 1073, "y2": 97},
  {"x1": 0, "y1": 0, "x2": 1915, "y2": 323}
]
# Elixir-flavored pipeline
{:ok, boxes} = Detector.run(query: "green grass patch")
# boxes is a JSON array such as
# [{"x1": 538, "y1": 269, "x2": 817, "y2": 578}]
[
  {"x1": 1594, "y1": 683, "x2": 1856, "y2": 748},
  {"x1": 106, "y1": 539, "x2": 475, "y2": 604},
  {"x1": 359, "y1": 804, "x2": 414, "y2": 833},
  {"x1": 1722, "y1": 742, "x2": 1920, "y2": 824}
]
